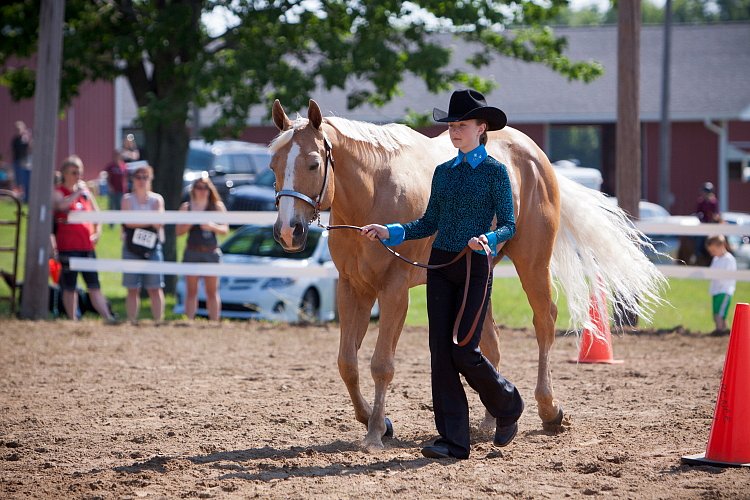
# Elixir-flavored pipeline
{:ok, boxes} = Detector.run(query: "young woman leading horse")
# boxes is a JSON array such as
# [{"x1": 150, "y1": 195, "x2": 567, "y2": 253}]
[
  {"x1": 269, "y1": 97, "x2": 664, "y2": 452},
  {"x1": 361, "y1": 90, "x2": 523, "y2": 460}
]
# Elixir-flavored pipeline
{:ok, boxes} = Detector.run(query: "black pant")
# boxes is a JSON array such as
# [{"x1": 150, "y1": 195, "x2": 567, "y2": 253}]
[{"x1": 426, "y1": 248, "x2": 524, "y2": 458}]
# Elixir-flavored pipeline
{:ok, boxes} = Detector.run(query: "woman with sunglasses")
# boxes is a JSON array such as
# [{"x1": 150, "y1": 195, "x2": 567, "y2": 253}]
[
  {"x1": 52, "y1": 155, "x2": 116, "y2": 322},
  {"x1": 121, "y1": 164, "x2": 165, "y2": 324},
  {"x1": 176, "y1": 177, "x2": 228, "y2": 321}
]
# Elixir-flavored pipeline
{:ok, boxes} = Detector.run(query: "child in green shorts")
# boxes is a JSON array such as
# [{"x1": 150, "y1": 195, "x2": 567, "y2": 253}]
[{"x1": 706, "y1": 235, "x2": 736, "y2": 335}]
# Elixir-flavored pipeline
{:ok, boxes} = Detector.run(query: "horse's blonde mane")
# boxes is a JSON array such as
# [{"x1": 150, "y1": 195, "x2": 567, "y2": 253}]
[
  {"x1": 325, "y1": 116, "x2": 415, "y2": 153},
  {"x1": 270, "y1": 115, "x2": 417, "y2": 169}
]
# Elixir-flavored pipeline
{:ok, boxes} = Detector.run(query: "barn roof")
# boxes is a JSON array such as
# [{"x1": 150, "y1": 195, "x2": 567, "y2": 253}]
[{"x1": 306, "y1": 22, "x2": 750, "y2": 125}]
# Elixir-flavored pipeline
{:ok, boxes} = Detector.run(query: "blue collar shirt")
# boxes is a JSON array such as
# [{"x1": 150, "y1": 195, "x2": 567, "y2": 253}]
[{"x1": 451, "y1": 144, "x2": 488, "y2": 169}]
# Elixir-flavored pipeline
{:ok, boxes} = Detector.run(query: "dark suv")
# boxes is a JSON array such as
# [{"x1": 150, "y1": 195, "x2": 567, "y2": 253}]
[{"x1": 183, "y1": 139, "x2": 272, "y2": 201}]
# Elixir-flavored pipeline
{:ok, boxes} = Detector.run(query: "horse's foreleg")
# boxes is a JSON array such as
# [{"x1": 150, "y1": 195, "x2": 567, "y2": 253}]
[
  {"x1": 478, "y1": 307, "x2": 501, "y2": 433},
  {"x1": 337, "y1": 279, "x2": 376, "y2": 429},
  {"x1": 517, "y1": 266, "x2": 565, "y2": 431},
  {"x1": 362, "y1": 285, "x2": 409, "y2": 450}
]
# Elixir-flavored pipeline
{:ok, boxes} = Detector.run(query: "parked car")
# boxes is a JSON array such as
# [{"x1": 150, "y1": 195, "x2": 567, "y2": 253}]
[
  {"x1": 722, "y1": 211, "x2": 750, "y2": 270},
  {"x1": 225, "y1": 168, "x2": 277, "y2": 212},
  {"x1": 174, "y1": 224, "x2": 378, "y2": 322},
  {"x1": 183, "y1": 140, "x2": 272, "y2": 202},
  {"x1": 552, "y1": 159, "x2": 603, "y2": 191},
  {"x1": 605, "y1": 198, "x2": 700, "y2": 264}
]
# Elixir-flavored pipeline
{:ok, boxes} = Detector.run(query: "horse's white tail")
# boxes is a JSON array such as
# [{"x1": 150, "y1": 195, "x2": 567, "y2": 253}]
[{"x1": 551, "y1": 174, "x2": 667, "y2": 332}]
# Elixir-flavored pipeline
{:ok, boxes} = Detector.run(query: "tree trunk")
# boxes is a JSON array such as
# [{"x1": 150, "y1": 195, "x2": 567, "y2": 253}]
[
  {"x1": 21, "y1": 0, "x2": 64, "y2": 320},
  {"x1": 143, "y1": 122, "x2": 189, "y2": 294}
]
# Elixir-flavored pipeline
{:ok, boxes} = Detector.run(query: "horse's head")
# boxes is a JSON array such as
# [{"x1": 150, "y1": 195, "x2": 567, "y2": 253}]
[{"x1": 270, "y1": 99, "x2": 335, "y2": 252}]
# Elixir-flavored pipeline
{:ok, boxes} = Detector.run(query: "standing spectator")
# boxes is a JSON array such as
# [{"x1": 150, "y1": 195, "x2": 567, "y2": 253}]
[
  {"x1": 104, "y1": 149, "x2": 128, "y2": 211},
  {"x1": 52, "y1": 155, "x2": 116, "y2": 322},
  {"x1": 11, "y1": 120, "x2": 32, "y2": 202},
  {"x1": 706, "y1": 235, "x2": 736, "y2": 335},
  {"x1": 176, "y1": 177, "x2": 228, "y2": 321},
  {"x1": 695, "y1": 182, "x2": 721, "y2": 263},
  {"x1": 121, "y1": 165, "x2": 165, "y2": 324},
  {"x1": 696, "y1": 182, "x2": 720, "y2": 223},
  {"x1": 121, "y1": 133, "x2": 140, "y2": 162}
]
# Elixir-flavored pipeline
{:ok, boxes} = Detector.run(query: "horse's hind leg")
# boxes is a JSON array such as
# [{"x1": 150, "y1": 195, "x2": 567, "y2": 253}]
[
  {"x1": 337, "y1": 279, "x2": 376, "y2": 431},
  {"x1": 515, "y1": 261, "x2": 564, "y2": 431}
]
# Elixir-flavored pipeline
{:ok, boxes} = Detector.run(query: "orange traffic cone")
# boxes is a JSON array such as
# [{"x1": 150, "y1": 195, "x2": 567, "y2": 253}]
[
  {"x1": 682, "y1": 303, "x2": 750, "y2": 467},
  {"x1": 48, "y1": 258, "x2": 61, "y2": 285},
  {"x1": 569, "y1": 295, "x2": 623, "y2": 364}
]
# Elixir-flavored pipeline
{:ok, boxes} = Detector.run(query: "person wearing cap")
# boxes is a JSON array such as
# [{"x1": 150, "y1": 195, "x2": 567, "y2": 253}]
[
  {"x1": 695, "y1": 182, "x2": 721, "y2": 262},
  {"x1": 360, "y1": 89, "x2": 524, "y2": 460},
  {"x1": 696, "y1": 182, "x2": 720, "y2": 224}
]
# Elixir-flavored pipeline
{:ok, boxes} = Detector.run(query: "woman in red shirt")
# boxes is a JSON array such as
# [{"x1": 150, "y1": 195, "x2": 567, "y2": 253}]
[{"x1": 52, "y1": 155, "x2": 115, "y2": 322}]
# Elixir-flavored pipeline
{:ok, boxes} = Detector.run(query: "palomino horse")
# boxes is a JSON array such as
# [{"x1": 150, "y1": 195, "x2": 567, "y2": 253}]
[{"x1": 270, "y1": 99, "x2": 664, "y2": 450}]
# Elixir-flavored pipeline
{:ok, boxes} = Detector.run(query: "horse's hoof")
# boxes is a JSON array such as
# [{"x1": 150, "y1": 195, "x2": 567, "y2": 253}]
[
  {"x1": 541, "y1": 407, "x2": 566, "y2": 433},
  {"x1": 478, "y1": 415, "x2": 496, "y2": 434},
  {"x1": 362, "y1": 437, "x2": 385, "y2": 452},
  {"x1": 383, "y1": 417, "x2": 394, "y2": 438}
]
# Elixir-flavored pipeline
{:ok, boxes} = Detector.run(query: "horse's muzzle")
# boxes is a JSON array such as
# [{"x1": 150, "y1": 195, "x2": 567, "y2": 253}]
[{"x1": 274, "y1": 217, "x2": 309, "y2": 252}]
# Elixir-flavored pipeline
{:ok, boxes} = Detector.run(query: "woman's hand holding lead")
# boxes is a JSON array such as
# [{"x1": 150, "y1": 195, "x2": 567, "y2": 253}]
[
  {"x1": 360, "y1": 224, "x2": 388, "y2": 241},
  {"x1": 468, "y1": 234, "x2": 489, "y2": 251}
]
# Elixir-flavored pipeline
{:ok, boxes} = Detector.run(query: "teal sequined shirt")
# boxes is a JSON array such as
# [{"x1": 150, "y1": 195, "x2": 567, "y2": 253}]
[{"x1": 384, "y1": 145, "x2": 516, "y2": 255}]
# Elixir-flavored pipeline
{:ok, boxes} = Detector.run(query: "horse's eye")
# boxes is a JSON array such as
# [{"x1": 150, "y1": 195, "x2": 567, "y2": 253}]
[{"x1": 309, "y1": 162, "x2": 319, "y2": 171}]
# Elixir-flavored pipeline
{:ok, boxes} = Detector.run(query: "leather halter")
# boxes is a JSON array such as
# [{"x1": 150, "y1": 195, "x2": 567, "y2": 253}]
[
  {"x1": 274, "y1": 135, "x2": 334, "y2": 223},
  {"x1": 274, "y1": 135, "x2": 493, "y2": 347}
]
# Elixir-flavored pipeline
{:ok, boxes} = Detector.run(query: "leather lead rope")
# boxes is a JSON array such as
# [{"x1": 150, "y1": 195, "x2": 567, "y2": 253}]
[{"x1": 322, "y1": 223, "x2": 493, "y2": 347}]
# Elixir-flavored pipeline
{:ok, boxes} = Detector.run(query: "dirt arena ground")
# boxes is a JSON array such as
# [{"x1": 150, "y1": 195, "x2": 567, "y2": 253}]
[{"x1": 1, "y1": 319, "x2": 747, "y2": 499}]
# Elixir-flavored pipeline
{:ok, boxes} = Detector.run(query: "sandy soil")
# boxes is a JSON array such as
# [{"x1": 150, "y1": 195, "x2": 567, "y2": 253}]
[{"x1": 1, "y1": 319, "x2": 747, "y2": 499}]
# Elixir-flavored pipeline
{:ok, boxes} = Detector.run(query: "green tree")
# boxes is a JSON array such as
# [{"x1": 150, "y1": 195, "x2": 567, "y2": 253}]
[
  {"x1": 572, "y1": 0, "x2": 750, "y2": 25},
  {"x1": 551, "y1": 5, "x2": 609, "y2": 26},
  {"x1": 1, "y1": 0, "x2": 604, "y2": 276}
]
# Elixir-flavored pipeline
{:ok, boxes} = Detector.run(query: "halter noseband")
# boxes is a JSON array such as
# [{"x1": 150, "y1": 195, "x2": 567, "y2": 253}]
[{"x1": 275, "y1": 135, "x2": 335, "y2": 224}]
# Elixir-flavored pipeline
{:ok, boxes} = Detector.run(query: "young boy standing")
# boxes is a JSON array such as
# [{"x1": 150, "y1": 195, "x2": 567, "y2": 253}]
[{"x1": 706, "y1": 235, "x2": 736, "y2": 335}]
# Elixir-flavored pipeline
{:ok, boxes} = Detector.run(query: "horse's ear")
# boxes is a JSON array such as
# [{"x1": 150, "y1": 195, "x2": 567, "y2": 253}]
[
  {"x1": 273, "y1": 99, "x2": 292, "y2": 131},
  {"x1": 308, "y1": 99, "x2": 323, "y2": 130}
]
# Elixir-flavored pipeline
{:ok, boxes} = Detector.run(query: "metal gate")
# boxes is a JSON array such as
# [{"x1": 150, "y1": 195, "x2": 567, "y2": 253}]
[{"x1": 0, "y1": 189, "x2": 22, "y2": 315}]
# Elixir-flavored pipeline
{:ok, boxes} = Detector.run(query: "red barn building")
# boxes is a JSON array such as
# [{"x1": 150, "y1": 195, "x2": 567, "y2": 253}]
[{"x1": 2, "y1": 22, "x2": 749, "y2": 214}]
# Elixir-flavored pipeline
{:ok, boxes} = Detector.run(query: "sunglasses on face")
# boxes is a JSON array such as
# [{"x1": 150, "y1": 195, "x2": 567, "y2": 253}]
[{"x1": 193, "y1": 184, "x2": 208, "y2": 191}]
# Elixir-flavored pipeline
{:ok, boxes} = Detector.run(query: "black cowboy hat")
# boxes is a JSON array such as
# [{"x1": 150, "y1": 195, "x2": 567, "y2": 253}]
[{"x1": 433, "y1": 89, "x2": 507, "y2": 131}]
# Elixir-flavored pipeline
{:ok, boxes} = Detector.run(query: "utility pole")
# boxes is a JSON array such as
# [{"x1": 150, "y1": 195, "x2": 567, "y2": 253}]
[
  {"x1": 658, "y1": 0, "x2": 673, "y2": 210},
  {"x1": 20, "y1": 0, "x2": 65, "y2": 319},
  {"x1": 614, "y1": 0, "x2": 642, "y2": 328},
  {"x1": 616, "y1": 0, "x2": 641, "y2": 221}
]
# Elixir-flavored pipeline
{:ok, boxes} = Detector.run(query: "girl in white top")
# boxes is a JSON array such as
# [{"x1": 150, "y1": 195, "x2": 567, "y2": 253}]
[
  {"x1": 706, "y1": 235, "x2": 737, "y2": 334},
  {"x1": 121, "y1": 165, "x2": 165, "y2": 324}
]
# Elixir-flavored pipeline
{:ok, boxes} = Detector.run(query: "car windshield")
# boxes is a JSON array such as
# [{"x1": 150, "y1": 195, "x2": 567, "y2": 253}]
[
  {"x1": 251, "y1": 152, "x2": 272, "y2": 172},
  {"x1": 186, "y1": 149, "x2": 213, "y2": 172},
  {"x1": 222, "y1": 226, "x2": 321, "y2": 260},
  {"x1": 254, "y1": 169, "x2": 276, "y2": 187}
]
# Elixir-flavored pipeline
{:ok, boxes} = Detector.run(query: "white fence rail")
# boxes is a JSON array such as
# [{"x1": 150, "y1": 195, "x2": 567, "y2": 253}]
[{"x1": 66, "y1": 211, "x2": 750, "y2": 281}]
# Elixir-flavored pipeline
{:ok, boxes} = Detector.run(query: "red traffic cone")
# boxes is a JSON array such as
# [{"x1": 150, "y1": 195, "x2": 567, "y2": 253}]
[
  {"x1": 570, "y1": 295, "x2": 623, "y2": 364},
  {"x1": 682, "y1": 303, "x2": 750, "y2": 467}
]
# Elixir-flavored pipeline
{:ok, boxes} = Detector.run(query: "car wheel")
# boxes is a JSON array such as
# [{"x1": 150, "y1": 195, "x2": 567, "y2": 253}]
[{"x1": 300, "y1": 288, "x2": 320, "y2": 323}]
